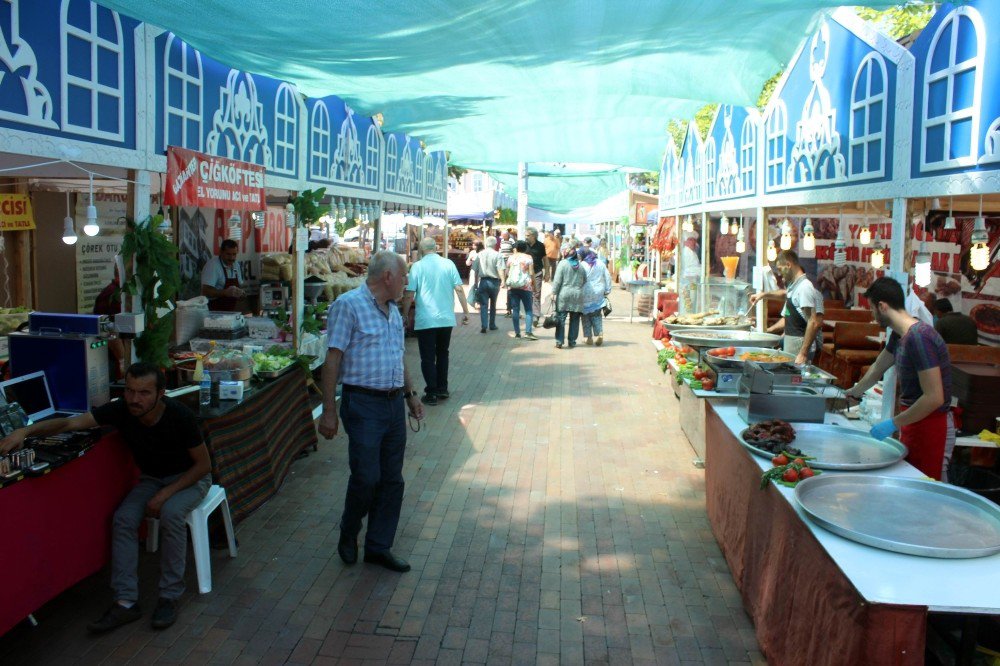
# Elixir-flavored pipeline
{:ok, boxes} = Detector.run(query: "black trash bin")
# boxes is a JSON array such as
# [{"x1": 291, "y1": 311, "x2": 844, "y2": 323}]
[{"x1": 948, "y1": 463, "x2": 1000, "y2": 504}]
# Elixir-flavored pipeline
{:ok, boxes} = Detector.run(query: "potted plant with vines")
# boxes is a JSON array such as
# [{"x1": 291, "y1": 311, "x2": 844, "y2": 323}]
[{"x1": 118, "y1": 214, "x2": 181, "y2": 368}]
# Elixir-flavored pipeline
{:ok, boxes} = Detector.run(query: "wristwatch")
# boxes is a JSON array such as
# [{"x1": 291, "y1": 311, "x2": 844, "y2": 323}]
[{"x1": 403, "y1": 390, "x2": 417, "y2": 399}]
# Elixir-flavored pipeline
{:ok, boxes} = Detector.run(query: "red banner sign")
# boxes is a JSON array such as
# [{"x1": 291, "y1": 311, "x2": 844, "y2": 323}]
[{"x1": 164, "y1": 146, "x2": 266, "y2": 210}]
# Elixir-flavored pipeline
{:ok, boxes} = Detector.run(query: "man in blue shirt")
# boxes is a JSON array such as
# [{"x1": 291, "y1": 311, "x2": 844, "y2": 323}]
[
  {"x1": 319, "y1": 251, "x2": 425, "y2": 573},
  {"x1": 401, "y1": 238, "x2": 470, "y2": 405}
]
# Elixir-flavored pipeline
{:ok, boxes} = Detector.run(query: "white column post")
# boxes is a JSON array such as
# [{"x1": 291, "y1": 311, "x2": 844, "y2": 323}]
[
  {"x1": 755, "y1": 205, "x2": 767, "y2": 332},
  {"x1": 517, "y1": 161, "x2": 529, "y2": 238}
]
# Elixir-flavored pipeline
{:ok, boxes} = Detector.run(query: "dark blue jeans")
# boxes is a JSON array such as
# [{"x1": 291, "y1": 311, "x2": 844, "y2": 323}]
[
  {"x1": 477, "y1": 277, "x2": 500, "y2": 330},
  {"x1": 508, "y1": 288, "x2": 533, "y2": 335},
  {"x1": 554, "y1": 311, "x2": 581, "y2": 346},
  {"x1": 416, "y1": 326, "x2": 452, "y2": 395},
  {"x1": 339, "y1": 390, "x2": 407, "y2": 554}
]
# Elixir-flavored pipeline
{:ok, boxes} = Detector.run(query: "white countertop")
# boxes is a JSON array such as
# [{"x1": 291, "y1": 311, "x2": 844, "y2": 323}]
[{"x1": 707, "y1": 400, "x2": 1000, "y2": 614}]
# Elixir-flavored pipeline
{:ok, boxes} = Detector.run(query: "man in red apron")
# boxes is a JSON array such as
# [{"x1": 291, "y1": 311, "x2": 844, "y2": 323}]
[
  {"x1": 201, "y1": 239, "x2": 245, "y2": 311},
  {"x1": 845, "y1": 277, "x2": 953, "y2": 480}
]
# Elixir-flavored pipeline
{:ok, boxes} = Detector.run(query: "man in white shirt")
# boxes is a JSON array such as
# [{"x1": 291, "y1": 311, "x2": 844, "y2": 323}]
[
  {"x1": 749, "y1": 250, "x2": 824, "y2": 364},
  {"x1": 471, "y1": 237, "x2": 506, "y2": 334},
  {"x1": 200, "y1": 239, "x2": 245, "y2": 311},
  {"x1": 400, "y1": 239, "x2": 470, "y2": 405}
]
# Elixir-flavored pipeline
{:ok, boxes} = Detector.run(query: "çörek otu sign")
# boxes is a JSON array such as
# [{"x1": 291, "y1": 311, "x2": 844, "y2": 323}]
[{"x1": 164, "y1": 146, "x2": 266, "y2": 211}]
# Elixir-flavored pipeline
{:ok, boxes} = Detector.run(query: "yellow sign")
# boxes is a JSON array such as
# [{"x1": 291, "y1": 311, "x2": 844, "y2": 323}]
[{"x1": 0, "y1": 194, "x2": 35, "y2": 231}]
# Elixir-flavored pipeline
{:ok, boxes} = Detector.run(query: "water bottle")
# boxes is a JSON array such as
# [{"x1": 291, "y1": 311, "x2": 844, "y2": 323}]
[{"x1": 199, "y1": 376, "x2": 212, "y2": 406}]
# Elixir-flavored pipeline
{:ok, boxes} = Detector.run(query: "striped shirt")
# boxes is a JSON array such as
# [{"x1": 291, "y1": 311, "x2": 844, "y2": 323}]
[
  {"x1": 887, "y1": 321, "x2": 952, "y2": 412},
  {"x1": 325, "y1": 283, "x2": 405, "y2": 390}
]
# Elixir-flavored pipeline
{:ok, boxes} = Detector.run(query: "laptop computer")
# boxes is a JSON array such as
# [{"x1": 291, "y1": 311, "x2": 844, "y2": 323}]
[{"x1": 0, "y1": 371, "x2": 82, "y2": 423}]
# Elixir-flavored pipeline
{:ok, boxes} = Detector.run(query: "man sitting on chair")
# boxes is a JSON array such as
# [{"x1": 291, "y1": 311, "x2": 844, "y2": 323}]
[{"x1": 0, "y1": 362, "x2": 211, "y2": 633}]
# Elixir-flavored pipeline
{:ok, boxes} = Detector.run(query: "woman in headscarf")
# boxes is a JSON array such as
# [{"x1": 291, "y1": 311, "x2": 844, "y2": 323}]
[
  {"x1": 580, "y1": 250, "x2": 612, "y2": 346},
  {"x1": 550, "y1": 245, "x2": 587, "y2": 348}
]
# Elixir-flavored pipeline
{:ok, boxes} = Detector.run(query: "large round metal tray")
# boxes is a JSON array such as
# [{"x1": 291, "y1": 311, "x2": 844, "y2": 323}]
[
  {"x1": 795, "y1": 474, "x2": 1000, "y2": 558},
  {"x1": 669, "y1": 329, "x2": 782, "y2": 349},
  {"x1": 705, "y1": 346, "x2": 794, "y2": 369},
  {"x1": 661, "y1": 321, "x2": 752, "y2": 332},
  {"x1": 740, "y1": 423, "x2": 907, "y2": 470}
]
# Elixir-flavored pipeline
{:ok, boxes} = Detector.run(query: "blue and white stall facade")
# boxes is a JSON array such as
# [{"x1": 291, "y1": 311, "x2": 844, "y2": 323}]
[
  {"x1": 0, "y1": 0, "x2": 448, "y2": 306},
  {"x1": 659, "y1": 2, "x2": 1000, "y2": 345}
]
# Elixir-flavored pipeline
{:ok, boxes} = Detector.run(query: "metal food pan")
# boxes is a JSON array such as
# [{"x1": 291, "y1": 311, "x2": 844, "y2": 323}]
[
  {"x1": 740, "y1": 422, "x2": 906, "y2": 470},
  {"x1": 661, "y1": 321, "x2": 752, "y2": 332},
  {"x1": 795, "y1": 474, "x2": 1000, "y2": 558},
  {"x1": 704, "y1": 346, "x2": 794, "y2": 369},
  {"x1": 669, "y1": 329, "x2": 782, "y2": 349}
]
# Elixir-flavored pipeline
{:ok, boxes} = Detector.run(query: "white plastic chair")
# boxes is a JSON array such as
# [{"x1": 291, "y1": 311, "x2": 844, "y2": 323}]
[{"x1": 146, "y1": 484, "x2": 237, "y2": 594}]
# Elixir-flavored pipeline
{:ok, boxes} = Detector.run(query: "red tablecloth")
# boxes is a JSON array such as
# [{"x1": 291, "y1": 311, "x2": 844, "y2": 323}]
[
  {"x1": 0, "y1": 434, "x2": 137, "y2": 636},
  {"x1": 704, "y1": 405, "x2": 926, "y2": 665}
]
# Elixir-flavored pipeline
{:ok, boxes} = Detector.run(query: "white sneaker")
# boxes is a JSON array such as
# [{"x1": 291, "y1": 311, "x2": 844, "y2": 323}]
[
  {"x1": 584, "y1": 337, "x2": 593, "y2": 346},
  {"x1": 595, "y1": 335, "x2": 603, "y2": 346}
]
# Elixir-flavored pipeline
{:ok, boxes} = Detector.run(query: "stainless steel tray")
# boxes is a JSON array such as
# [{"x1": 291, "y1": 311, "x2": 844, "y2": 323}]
[
  {"x1": 255, "y1": 362, "x2": 297, "y2": 380},
  {"x1": 795, "y1": 474, "x2": 1000, "y2": 558},
  {"x1": 705, "y1": 346, "x2": 794, "y2": 369},
  {"x1": 669, "y1": 329, "x2": 782, "y2": 349},
  {"x1": 740, "y1": 423, "x2": 907, "y2": 470},
  {"x1": 662, "y1": 321, "x2": 752, "y2": 332}
]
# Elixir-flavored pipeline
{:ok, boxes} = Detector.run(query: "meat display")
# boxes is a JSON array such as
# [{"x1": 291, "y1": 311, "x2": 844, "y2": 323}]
[{"x1": 741, "y1": 419, "x2": 804, "y2": 456}]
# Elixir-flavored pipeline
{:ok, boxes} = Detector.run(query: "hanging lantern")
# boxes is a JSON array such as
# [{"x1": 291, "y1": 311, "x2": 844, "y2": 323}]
[
  {"x1": 766, "y1": 239, "x2": 778, "y2": 262},
  {"x1": 284, "y1": 202, "x2": 296, "y2": 228},
  {"x1": 914, "y1": 241, "x2": 932, "y2": 287},
  {"x1": 870, "y1": 246, "x2": 884, "y2": 269},
  {"x1": 970, "y1": 215, "x2": 989, "y2": 272},
  {"x1": 802, "y1": 218, "x2": 815, "y2": 252},
  {"x1": 779, "y1": 218, "x2": 792, "y2": 251},
  {"x1": 719, "y1": 213, "x2": 729, "y2": 235}
]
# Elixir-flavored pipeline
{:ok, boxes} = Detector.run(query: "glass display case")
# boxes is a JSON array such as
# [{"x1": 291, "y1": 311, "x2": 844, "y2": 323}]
[{"x1": 678, "y1": 277, "x2": 752, "y2": 316}]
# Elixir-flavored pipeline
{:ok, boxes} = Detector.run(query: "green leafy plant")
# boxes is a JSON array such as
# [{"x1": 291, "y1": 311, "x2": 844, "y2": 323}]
[
  {"x1": 119, "y1": 214, "x2": 180, "y2": 368},
  {"x1": 292, "y1": 188, "x2": 330, "y2": 228}
]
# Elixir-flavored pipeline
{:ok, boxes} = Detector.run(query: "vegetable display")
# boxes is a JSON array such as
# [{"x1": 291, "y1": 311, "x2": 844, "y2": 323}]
[
  {"x1": 252, "y1": 353, "x2": 294, "y2": 373},
  {"x1": 760, "y1": 456, "x2": 820, "y2": 488}
]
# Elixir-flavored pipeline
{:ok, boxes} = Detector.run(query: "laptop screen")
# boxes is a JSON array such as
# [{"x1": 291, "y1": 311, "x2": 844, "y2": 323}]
[{"x1": 0, "y1": 371, "x2": 56, "y2": 422}]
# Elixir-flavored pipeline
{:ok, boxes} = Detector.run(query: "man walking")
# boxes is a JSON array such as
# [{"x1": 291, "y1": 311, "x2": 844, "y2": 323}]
[
  {"x1": 319, "y1": 251, "x2": 425, "y2": 573},
  {"x1": 401, "y1": 238, "x2": 470, "y2": 405},
  {"x1": 543, "y1": 231, "x2": 559, "y2": 282},
  {"x1": 472, "y1": 236, "x2": 505, "y2": 334},
  {"x1": 524, "y1": 227, "x2": 547, "y2": 317},
  {"x1": 498, "y1": 230, "x2": 515, "y2": 316}
]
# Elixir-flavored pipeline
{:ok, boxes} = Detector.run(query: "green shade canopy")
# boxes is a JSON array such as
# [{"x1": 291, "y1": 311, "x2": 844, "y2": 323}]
[
  {"x1": 97, "y1": 0, "x2": 894, "y2": 171},
  {"x1": 488, "y1": 165, "x2": 629, "y2": 214}
]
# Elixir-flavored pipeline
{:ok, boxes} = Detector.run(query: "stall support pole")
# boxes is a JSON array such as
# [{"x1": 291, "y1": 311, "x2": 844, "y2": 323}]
[
  {"x1": 755, "y1": 206, "x2": 767, "y2": 333},
  {"x1": 125, "y1": 170, "x2": 153, "y2": 364},
  {"x1": 700, "y1": 211, "x2": 709, "y2": 312},
  {"x1": 880, "y1": 197, "x2": 909, "y2": 422},
  {"x1": 517, "y1": 162, "x2": 529, "y2": 238}
]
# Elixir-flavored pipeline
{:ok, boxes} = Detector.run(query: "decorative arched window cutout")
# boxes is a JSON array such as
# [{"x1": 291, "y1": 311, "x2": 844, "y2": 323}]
[
  {"x1": 61, "y1": 0, "x2": 125, "y2": 141},
  {"x1": 365, "y1": 124, "x2": 381, "y2": 187},
  {"x1": 766, "y1": 100, "x2": 787, "y2": 189},
  {"x1": 850, "y1": 53, "x2": 887, "y2": 178},
  {"x1": 0, "y1": 0, "x2": 57, "y2": 128},
  {"x1": 163, "y1": 34, "x2": 203, "y2": 151},
  {"x1": 397, "y1": 140, "x2": 414, "y2": 194},
  {"x1": 310, "y1": 102, "x2": 330, "y2": 180},
  {"x1": 273, "y1": 83, "x2": 298, "y2": 175},
  {"x1": 692, "y1": 152, "x2": 703, "y2": 203},
  {"x1": 414, "y1": 150, "x2": 425, "y2": 196},
  {"x1": 981, "y1": 117, "x2": 1000, "y2": 165},
  {"x1": 703, "y1": 137, "x2": 716, "y2": 200},
  {"x1": 921, "y1": 6, "x2": 984, "y2": 170},
  {"x1": 385, "y1": 135, "x2": 398, "y2": 191},
  {"x1": 740, "y1": 117, "x2": 756, "y2": 194}
]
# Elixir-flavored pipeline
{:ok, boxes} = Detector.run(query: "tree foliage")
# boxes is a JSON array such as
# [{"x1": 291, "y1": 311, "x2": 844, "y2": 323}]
[
  {"x1": 665, "y1": 104, "x2": 719, "y2": 157},
  {"x1": 855, "y1": 2, "x2": 935, "y2": 40},
  {"x1": 629, "y1": 172, "x2": 659, "y2": 194}
]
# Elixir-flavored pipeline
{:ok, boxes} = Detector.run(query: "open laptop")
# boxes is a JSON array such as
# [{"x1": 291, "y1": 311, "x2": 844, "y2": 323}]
[{"x1": 0, "y1": 371, "x2": 82, "y2": 423}]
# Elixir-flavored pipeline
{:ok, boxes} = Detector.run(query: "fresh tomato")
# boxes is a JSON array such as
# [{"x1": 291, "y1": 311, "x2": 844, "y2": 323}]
[
  {"x1": 676, "y1": 356, "x2": 687, "y2": 365},
  {"x1": 727, "y1": 346, "x2": 736, "y2": 356},
  {"x1": 772, "y1": 454, "x2": 789, "y2": 466},
  {"x1": 701, "y1": 379, "x2": 715, "y2": 390},
  {"x1": 782, "y1": 468, "x2": 800, "y2": 483},
  {"x1": 792, "y1": 458, "x2": 805, "y2": 467},
  {"x1": 693, "y1": 369, "x2": 706, "y2": 380},
  {"x1": 799, "y1": 467, "x2": 815, "y2": 479}
]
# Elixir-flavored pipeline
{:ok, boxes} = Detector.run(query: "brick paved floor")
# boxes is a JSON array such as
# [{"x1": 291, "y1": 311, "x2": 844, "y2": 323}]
[{"x1": 0, "y1": 284, "x2": 765, "y2": 665}]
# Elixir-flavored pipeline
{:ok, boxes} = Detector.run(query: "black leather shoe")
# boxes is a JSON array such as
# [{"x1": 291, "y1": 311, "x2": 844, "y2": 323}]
[
  {"x1": 480, "y1": 327, "x2": 487, "y2": 334},
  {"x1": 87, "y1": 602, "x2": 141, "y2": 634},
  {"x1": 151, "y1": 598, "x2": 177, "y2": 629},
  {"x1": 363, "y1": 550, "x2": 411, "y2": 572},
  {"x1": 436, "y1": 391, "x2": 450, "y2": 400},
  {"x1": 421, "y1": 393, "x2": 438, "y2": 405},
  {"x1": 338, "y1": 531, "x2": 358, "y2": 565}
]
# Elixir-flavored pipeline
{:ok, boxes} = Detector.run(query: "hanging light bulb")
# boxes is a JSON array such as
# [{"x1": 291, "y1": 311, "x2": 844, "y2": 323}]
[
  {"x1": 870, "y1": 245, "x2": 885, "y2": 269},
  {"x1": 682, "y1": 215, "x2": 694, "y2": 233},
  {"x1": 228, "y1": 212, "x2": 242, "y2": 240},
  {"x1": 61, "y1": 192, "x2": 77, "y2": 244},
  {"x1": 285, "y1": 201, "x2": 296, "y2": 228},
  {"x1": 834, "y1": 210, "x2": 847, "y2": 266},
  {"x1": 766, "y1": 239, "x2": 778, "y2": 262},
  {"x1": 83, "y1": 175, "x2": 99, "y2": 236},
  {"x1": 735, "y1": 217, "x2": 746, "y2": 254},
  {"x1": 944, "y1": 196, "x2": 956, "y2": 230},
  {"x1": 858, "y1": 212, "x2": 871, "y2": 245},
  {"x1": 253, "y1": 210, "x2": 265, "y2": 230},
  {"x1": 719, "y1": 213, "x2": 729, "y2": 235},
  {"x1": 970, "y1": 195, "x2": 990, "y2": 271},
  {"x1": 914, "y1": 240, "x2": 932, "y2": 287},
  {"x1": 780, "y1": 218, "x2": 792, "y2": 250},
  {"x1": 802, "y1": 217, "x2": 815, "y2": 252}
]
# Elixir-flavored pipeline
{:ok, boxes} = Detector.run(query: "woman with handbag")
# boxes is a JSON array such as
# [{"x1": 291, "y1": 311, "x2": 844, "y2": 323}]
[
  {"x1": 550, "y1": 246, "x2": 587, "y2": 348},
  {"x1": 580, "y1": 250, "x2": 612, "y2": 346},
  {"x1": 503, "y1": 241, "x2": 539, "y2": 340}
]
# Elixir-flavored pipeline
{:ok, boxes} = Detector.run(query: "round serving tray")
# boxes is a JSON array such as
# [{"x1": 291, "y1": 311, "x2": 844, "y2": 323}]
[
  {"x1": 704, "y1": 346, "x2": 794, "y2": 369},
  {"x1": 795, "y1": 474, "x2": 1000, "y2": 558},
  {"x1": 669, "y1": 329, "x2": 782, "y2": 349},
  {"x1": 661, "y1": 321, "x2": 752, "y2": 332},
  {"x1": 739, "y1": 423, "x2": 907, "y2": 470}
]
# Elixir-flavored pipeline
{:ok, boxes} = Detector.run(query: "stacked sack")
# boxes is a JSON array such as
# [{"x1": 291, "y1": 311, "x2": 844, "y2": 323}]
[{"x1": 261, "y1": 254, "x2": 293, "y2": 281}]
